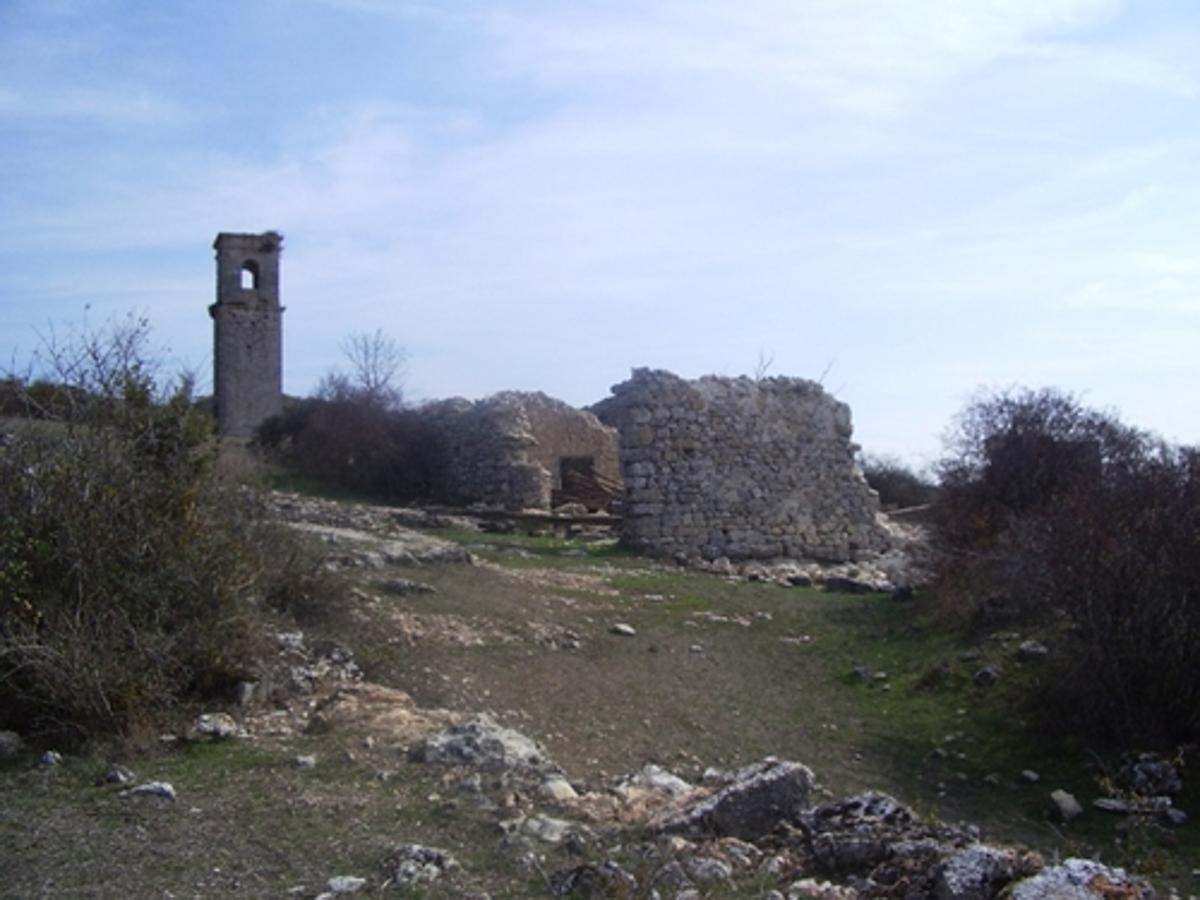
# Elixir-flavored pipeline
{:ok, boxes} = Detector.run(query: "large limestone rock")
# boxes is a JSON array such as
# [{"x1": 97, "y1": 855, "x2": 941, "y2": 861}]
[
  {"x1": 1010, "y1": 859, "x2": 1155, "y2": 900},
  {"x1": 409, "y1": 714, "x2": 554, "y2": 772},
  {"x1": 651, "y1": 758, "x2": 814, "y2": 840}
]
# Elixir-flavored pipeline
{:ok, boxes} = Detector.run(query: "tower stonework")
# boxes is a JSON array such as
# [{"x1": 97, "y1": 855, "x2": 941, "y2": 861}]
[{"x1": 209, "y1": 232, "x2": 284, "y2": 437}]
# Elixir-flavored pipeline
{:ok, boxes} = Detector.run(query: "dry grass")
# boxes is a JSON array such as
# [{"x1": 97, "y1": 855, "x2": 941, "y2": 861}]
[{"x1": 1, "y1": 507, "x2": 1196, "y2": 898}]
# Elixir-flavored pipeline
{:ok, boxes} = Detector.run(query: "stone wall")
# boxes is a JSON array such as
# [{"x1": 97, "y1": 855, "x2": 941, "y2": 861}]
[
  {"x1": 591, "y1": 369, "x2": 888, "y2": 562},
  {"x1": 421, "y1": 392, "x2": 620, "y2": 510}
]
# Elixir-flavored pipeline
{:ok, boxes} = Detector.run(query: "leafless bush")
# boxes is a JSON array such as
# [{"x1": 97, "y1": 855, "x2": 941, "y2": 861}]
[
  {"x1": 257, "y1": 398, "x2": 447, "y2": 502},
  {"x1": 858, "y1": 453, "x2": 936, "y2": 509},
  {"x1": 931, "y1": 387, "x2": 1200, "y2": 742},
  {"x1": 319, "y1": 329, "x2": 407, "y2": 411},
  {"x1": 0, "y1": 317, "x2": 272, "y2": 741}
]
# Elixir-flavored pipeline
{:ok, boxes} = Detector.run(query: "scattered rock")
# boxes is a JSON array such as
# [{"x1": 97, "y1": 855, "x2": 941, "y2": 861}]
[
  {"x1": 1016, "y1": 641, "x2": 1049, "y2": 661},
  {"x1": 803, "y1": 791, "x2": 920, "y2": 872},
  {"x1": 235, "y1": 681, "x2": 258, "y2": 707},
  {"x1": 121, "y1": 781, "x2": 176, "y2": 801},
  {"x1": 0, "y1": 730, "x2": 23, "y2": 758},
  {"x1": 934, "y1": 844, "x2": 1037, "y2": 900},
  {"x1": 294, "y1": 754, "x2": 318, "y2": 769},
  {"x1": 623, "y1": 764, "x2": 693, "y2": 797},
  {"x1": 973, "y1": 667, "x2": 1000, "y2": 687},
  {"x1": 1160, "y1": 807, "x2": 1188, "y2": 828},
  {"x1": 379, "y1": 577, "x2": 437, "y2": 596},
  {"x1": 1117, "y1": 752, "x2": 1183, "y2": 797},
  {"x1": 786, "y1": 877, "x2": 859, "y2": 900},
  {"x1": 325, "y1": 875, "x2": 367, "y2": 894},
  {"x1": 190, "y1": 712, "x2": 239, "y2": 740},
  {"x1": 653, "y1": 758, "x2": 814, "y2": 840},
  {"x1": 540, "y1": 775, "x2": 579, "y2": 802},
  {"x1": 610, "y1": 623, "x2": 637, "y2": 637},
  {"x1": 549, "y1": 861, "x2": 638, "y2": 897},
  {"x1": 383, "y1": 844, "x2": 459, "y2": 889},
  {"x1": 823, "y1": 577, "x2": 878, "y2": 594},
  {"x1": 1009, "y1": 858, "x2": 1155, "y2": 900},
  {"x1": 520, "y1": 813, "x2": 581, "y2": 845},
  {"x1": 1093, "y1": 796, "x2": 1171, "y2": 815},
  {"x1": 96, "y1": 765, "x2": 135, "y2": 786},
  {"x1": 1020, "y1": 770, "x2": 1040, "y2": 783},
  {"x1": 685, "y1": 855, "x2": 733, "y2": 882},
  {"x1": 37, "y1": 750, "x2": 62, "y2": 768},
  {"x1": 411, "y1": 714, "x2": 553, "y2": 772},
  {"x1": 1050, "y1": 789, "x2": 1083, "y2": 822}
]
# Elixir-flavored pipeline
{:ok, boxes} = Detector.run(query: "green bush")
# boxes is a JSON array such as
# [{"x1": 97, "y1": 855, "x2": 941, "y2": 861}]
[
  {"x1": 931, "y1": 387, "x2": 1200, "y2": 743},
  {"x1": 0, "y1": 318, "x2": 268, "y2": 741}
]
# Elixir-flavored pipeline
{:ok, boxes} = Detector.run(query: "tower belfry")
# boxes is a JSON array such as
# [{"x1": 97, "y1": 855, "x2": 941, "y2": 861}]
[{"x1": 209, "y1": 231, "x2": 284, "y2": 437}]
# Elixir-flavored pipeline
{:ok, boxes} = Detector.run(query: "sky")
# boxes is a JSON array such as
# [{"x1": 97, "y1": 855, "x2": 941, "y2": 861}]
[{"x1": 2, "y1": 0, "x2": 1198, "y2": 467}]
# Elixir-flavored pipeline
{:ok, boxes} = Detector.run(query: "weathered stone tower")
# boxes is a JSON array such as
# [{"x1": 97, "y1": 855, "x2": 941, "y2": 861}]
[{"x1": 209, "y1": 231, "x2": 284, "y2": 437}]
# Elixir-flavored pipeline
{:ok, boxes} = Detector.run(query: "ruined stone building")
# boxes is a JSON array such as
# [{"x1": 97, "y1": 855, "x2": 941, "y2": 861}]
[
  {"x1": 209, "y1": 232, "x2": 284, "y2": 437},
  {"x1": 591, "y1": 369, "x2": 888, "y2": 562},
  {"x1": 202, "y1": 231, "x2": 883, "y2": 562},
  {"x1": 421, "y1": 392, "x2": 620, "y2": 510}
]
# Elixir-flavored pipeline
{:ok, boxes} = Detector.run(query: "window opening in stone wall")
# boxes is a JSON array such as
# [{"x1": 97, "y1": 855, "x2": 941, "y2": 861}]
[
  {"x1": 240, "y1": 260, "x2": 259, "y2": 290},
  {"x1": 559, "y1": 456, "x2": 595, "y2": 484}
]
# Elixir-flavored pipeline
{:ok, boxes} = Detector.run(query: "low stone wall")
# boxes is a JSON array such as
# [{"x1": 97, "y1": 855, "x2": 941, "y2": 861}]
[
  {"x1": 591, "y1": 369, "x2": 888, "y2": 562},
  {"x1": 420, "y1": 392, "x2": 619, "y2": 510}
]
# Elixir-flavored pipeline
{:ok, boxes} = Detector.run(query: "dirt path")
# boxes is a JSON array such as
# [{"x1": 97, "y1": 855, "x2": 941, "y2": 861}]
[{"x1": 2, "y1": 498, "x2": 1194, "y2": 898}]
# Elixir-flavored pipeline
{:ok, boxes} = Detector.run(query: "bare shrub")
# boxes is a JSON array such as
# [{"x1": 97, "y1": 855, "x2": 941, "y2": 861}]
[
  {"x1": 319, "y1": 328, "x2": 407, "y2": 411},
  {"x1": 858, "y1": 453, "x2": 936, "y2": 509},
  {"x1": 0, "y1": 317, "x2": 268, "y2": 741},
  {"x1": 257, "y1": 331, "x2": 445, "y2": 502},
  {"x1": 932, "y1": 387, "x2": 1200, "y2": 743}
]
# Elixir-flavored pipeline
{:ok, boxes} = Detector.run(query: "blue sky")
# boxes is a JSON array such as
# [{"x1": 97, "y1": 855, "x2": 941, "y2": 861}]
[{"x1": 2, "y1": 0, "x2": 1198, "y2": 465}]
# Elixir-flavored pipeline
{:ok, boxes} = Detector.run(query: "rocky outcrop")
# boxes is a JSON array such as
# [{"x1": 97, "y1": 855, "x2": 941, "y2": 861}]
[
  {"x1": 409, "y1": 714, "x2": 557, "y2": 773},
  {"x1": 652, "y1": 758, "x2": 814, "y2": 840},
  {"x1": 592, "y1": 369, "x2": 889, "y2": 563}
]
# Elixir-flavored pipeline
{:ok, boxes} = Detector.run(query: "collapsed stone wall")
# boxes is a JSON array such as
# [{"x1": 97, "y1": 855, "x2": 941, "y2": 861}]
[
  {"x1": 591, "y1": 369, "x2": 888, "y2": 562},
  {"x1": 420, "y1": 392, "x2": 619, "y2": 510}
]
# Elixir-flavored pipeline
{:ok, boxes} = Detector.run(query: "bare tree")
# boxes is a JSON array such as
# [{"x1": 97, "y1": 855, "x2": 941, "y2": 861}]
[
  {"x1": 753, "y1": 349, "x2": 775, "y2": 382},
  {"x1": 319, "y1": 329, "x2": 406, "y2": 409}
]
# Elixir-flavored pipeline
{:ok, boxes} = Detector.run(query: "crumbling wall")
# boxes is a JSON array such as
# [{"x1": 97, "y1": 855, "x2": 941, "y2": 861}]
[
  {"x1": 519, "y1": 393, "x2": 621, "y2": 490},
  {"x1": 421, "y1": 392, "x2": 619, "y2": 510},
  {"x1": 591, "y1": 369, "x2": 888, "y2": 562}
]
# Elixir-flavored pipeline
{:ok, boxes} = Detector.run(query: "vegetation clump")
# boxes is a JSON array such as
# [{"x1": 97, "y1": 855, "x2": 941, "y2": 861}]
[
  {"x1": 931, "y1": 387, "x2": 1200, "y2": 744},
  {"x1": 858, "y1": 453, "x2": 936, "y2": 509},
  {"x1": 0, "y1": 317, "x2": 288, "y2": 742},
  {"x1": 256, "y1": 330, "x2": 447, "y2": 503}
]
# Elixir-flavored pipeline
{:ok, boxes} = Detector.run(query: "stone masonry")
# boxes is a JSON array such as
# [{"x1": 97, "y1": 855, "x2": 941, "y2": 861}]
[
  {"x1": 591, "y1": 369, "x2": 888, "y2": 562},
  {"x1": 209, "y1": 232, "x2": 284, "y2": 438},
  {"x1": 421, "y1": 392, "x2": 620, "y2": 510}
]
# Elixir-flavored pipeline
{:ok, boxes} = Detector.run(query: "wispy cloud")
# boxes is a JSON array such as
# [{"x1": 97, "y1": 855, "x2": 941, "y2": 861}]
[{"x1": 3, "y1": 0, "x2": 1200, "y2": 459}]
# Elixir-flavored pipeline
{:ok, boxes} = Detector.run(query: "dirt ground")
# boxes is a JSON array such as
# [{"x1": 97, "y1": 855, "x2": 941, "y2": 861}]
[{"x1": 1, "y1": 499, "x2": 1195, "y2": 898}]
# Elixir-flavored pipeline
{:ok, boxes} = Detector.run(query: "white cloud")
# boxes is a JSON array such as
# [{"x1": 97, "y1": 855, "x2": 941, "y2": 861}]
[{"x1": 5, "y1": 0, "x2": 1200, "y2": 459}]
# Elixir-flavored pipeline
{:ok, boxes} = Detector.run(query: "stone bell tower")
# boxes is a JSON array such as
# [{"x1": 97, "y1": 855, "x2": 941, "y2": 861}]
[{"x1": 209, "y1": 231, "x2": 284, "y2": 437}]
